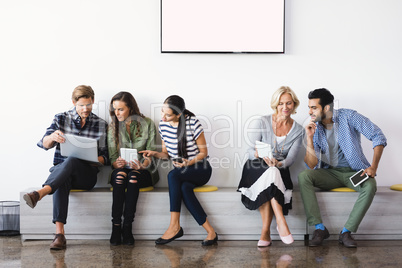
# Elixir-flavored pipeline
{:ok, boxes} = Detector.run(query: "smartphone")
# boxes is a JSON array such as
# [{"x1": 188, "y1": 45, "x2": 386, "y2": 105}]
[
  {"x1": 172, "y1": 157, "x2": 183, "y2": 163},
  {"x1": 349, "y1": 169, "x2": 369, "y2": 187}
]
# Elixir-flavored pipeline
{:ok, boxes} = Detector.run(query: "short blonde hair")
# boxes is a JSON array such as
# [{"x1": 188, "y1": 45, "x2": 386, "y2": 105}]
[
  {"x1": 72, "y1": 85, "x2": 95, "y2": 102},
  {"x1": 270, "y1": 86, "x2": 300, "y2": 114}
]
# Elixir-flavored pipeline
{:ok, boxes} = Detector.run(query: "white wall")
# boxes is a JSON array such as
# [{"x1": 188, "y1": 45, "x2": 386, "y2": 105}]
[{"x1": 1, "y1": 0, "x2": 401, "y2": 201}]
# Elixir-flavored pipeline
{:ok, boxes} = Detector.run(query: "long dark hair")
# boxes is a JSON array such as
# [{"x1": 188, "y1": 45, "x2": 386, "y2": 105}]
[
  {"x1": 164, "y1": 95, "x2": 195, "y2": 158},
  {"x1": 109, "y1": 91, "x2": 144, "y2": 147}
]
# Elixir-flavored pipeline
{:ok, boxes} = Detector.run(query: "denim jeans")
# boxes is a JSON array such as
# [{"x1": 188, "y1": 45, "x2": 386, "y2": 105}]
[
  {"x1": 110, "y1": 168, "x2": 152, "y2": 225},
  {"x1": 43, "y1": 157, "x2": 98, "y2": 224},
  {"x1": 168, "y1": 159, "x2": 212, "y2": 225}
]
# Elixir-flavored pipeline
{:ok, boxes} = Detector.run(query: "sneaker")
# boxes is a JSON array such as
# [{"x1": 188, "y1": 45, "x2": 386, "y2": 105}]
[
  {"x1": 339, "y1": 231, "x2": 357, "y2": 248},
  {"x1": 309, "y1": 227, "x2": 330, "y2": 247}
]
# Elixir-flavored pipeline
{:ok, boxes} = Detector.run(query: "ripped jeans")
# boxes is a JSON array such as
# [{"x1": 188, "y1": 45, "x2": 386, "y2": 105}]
[{"x1": 110, "y1": 168, "x2": 152, "y2": 225}]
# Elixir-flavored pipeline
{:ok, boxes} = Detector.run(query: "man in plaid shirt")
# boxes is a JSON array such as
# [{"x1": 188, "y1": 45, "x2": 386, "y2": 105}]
[
  {"x1": 299, "y1": 88, "x2": 386, "y2": 248},
  {"x1": 23, "y1": 85, "x2": 109, "y2": 250}
]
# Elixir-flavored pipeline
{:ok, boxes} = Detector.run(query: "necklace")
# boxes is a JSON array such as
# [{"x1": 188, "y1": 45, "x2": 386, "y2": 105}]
[
  {"x1": 273, "y1": 132, "x2": 287, "y2": 156},
  {"x1": 272, "y1": 117, "x2": 289, "y2": 157}
]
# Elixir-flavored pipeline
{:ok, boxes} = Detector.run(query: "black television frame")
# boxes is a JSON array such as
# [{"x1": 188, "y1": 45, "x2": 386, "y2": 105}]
[{"x1": 161, "y1": 0, "x2": 285, "y2": 54}]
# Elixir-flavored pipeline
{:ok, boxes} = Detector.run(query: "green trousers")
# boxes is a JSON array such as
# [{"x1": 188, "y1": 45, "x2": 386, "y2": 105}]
[{"x1": 298, "y1": 167, "x2": 377, "y2": 233}]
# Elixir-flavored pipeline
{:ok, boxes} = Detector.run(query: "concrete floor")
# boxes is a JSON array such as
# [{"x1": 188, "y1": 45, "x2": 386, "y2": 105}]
[{"x1": 1, "y1": 236, "x2": 402, "y2": 267}]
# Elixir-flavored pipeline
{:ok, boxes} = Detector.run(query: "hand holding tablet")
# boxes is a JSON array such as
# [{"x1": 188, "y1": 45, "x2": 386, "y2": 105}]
[{"x1": 120, "y1": 148, "x2": 139, "y2": 169}]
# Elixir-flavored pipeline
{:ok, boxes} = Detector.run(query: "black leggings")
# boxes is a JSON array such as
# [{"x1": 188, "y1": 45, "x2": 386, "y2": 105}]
[{"x1": 110, "y1": 168, "x2": 152, "y2": 225}]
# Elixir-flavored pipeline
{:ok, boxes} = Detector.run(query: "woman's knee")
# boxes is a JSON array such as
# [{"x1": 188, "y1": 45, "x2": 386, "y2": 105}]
[
  {"x1": 127, "y1": 171, "x2": 141, "y2": 184},
  {"x1": 181, "y1": 182, "x2": 195, "y2": 195},
  {"x1": 167, "y1": 170, "x2": 181, "y2": 185},
  {"x1": 112, "y1": 171, "x2": 127, "y2": 186}
]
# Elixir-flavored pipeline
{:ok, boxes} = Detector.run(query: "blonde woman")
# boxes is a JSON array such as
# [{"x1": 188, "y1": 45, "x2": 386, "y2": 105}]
[{"x1": 238, "y1": 86, "x2": 303, "y2": 247}]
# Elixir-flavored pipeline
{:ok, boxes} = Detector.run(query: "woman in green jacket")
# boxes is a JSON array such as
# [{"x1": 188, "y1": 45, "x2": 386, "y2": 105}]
[{"x1": 108, "y1": 91, "x2": 159, "y2": 245}]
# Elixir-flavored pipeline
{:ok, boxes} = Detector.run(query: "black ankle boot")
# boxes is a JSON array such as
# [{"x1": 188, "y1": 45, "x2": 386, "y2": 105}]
[
  {"x1": 110, "y1": 224, "x2": 122, "y2": 245},
  {"x1": 122, "y1": 224, "x2": 135, "y2": 245}
]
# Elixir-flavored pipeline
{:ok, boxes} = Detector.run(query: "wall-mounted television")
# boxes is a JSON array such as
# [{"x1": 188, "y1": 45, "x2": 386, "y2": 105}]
[{"x1": 161, "y1": 0, "x2": 285, "y2": 53}]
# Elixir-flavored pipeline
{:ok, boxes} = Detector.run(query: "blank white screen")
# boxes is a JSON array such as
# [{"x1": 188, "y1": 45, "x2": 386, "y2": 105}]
[{"x1": 161, "y1": 0, "x2": 284, "y2": 53}]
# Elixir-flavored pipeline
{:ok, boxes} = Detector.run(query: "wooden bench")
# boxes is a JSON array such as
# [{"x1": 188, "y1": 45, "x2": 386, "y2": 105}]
[
  {"x1": 20, "y1": 166, "x2": 402, "y2": 241},
  {"x1": 19, "y1": 188, "x2": 306, "y2": 241}
]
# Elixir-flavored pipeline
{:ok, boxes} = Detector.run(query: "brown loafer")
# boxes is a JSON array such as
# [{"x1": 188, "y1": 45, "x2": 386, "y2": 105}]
[
  {"x1": 309, "y1": 227, "x2": 330, "y2": 247},
  {"x1": 339, "y1": 231, "x2": 357, "y2": 248},
  {"x1": 23, "y1": 191, "x2": 40, "y2": 209},
  {"x1": 50, "y1": 234, "x2": 67, "y2": 250}
]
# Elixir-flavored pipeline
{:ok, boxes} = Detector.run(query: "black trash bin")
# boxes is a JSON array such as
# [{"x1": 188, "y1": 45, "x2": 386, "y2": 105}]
[{"x1": 0, "y1": 201, "x2": 20, "y2": 236}]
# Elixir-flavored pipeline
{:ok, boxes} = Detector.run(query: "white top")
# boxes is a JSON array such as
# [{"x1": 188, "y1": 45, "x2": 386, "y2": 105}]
[{"x1": 275, "y1": 135, "x2": 287, "y2": 144}]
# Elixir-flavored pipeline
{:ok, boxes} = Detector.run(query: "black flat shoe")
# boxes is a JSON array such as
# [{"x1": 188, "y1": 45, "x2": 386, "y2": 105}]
[
  {"x1": 155, "y1": 227, "x2": 184, "y2": 245},
  {"x1": 202, "y1": 232, "x2": 218, "y2": 246}
]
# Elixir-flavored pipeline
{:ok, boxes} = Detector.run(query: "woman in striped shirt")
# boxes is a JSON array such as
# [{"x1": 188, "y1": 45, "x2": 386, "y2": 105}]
[{"x1": 141, "y1": 95, "x2": 218, "y2": 246}]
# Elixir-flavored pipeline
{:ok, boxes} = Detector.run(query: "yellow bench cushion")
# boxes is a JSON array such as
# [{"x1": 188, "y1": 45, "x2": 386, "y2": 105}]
[
  {"x1": 140, "y1": 186, "x2": 154, "y2": 192},
  {"x1": 109, "y1": 186, "x2": 154, "y2": 192},
  {"x1": 390, "y1": 184, "x2": 402, "y2": 191},
  {"x1": 108, "y1": 185, "x2": 218, "y2": 192},
  {"x1": 70, "y1": 189, "x2": 87, "y2": 192},
  {"x1": 330, "y1": 187, "x2": 356, "y2": 192},
  {"x1": 194, "y1": 185, "x2": 218, "y2": 192}
]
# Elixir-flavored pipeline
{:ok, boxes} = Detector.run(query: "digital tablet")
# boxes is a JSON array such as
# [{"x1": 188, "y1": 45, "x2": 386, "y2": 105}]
[
  {"x1": 255, "y1": 141, "x2": 273, "y2": 158},
  {"x1": 120, "y1": 148, "x2": 138, "y2": 168}
]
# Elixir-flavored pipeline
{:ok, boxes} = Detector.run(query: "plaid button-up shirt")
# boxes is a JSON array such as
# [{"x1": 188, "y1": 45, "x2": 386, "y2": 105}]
[
  {"x1": 37, "y1": 107, "x2": 109, "y2": 166},
  {"x1": 311, "y1": 108, "x2": 387, "y2": 171}
]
